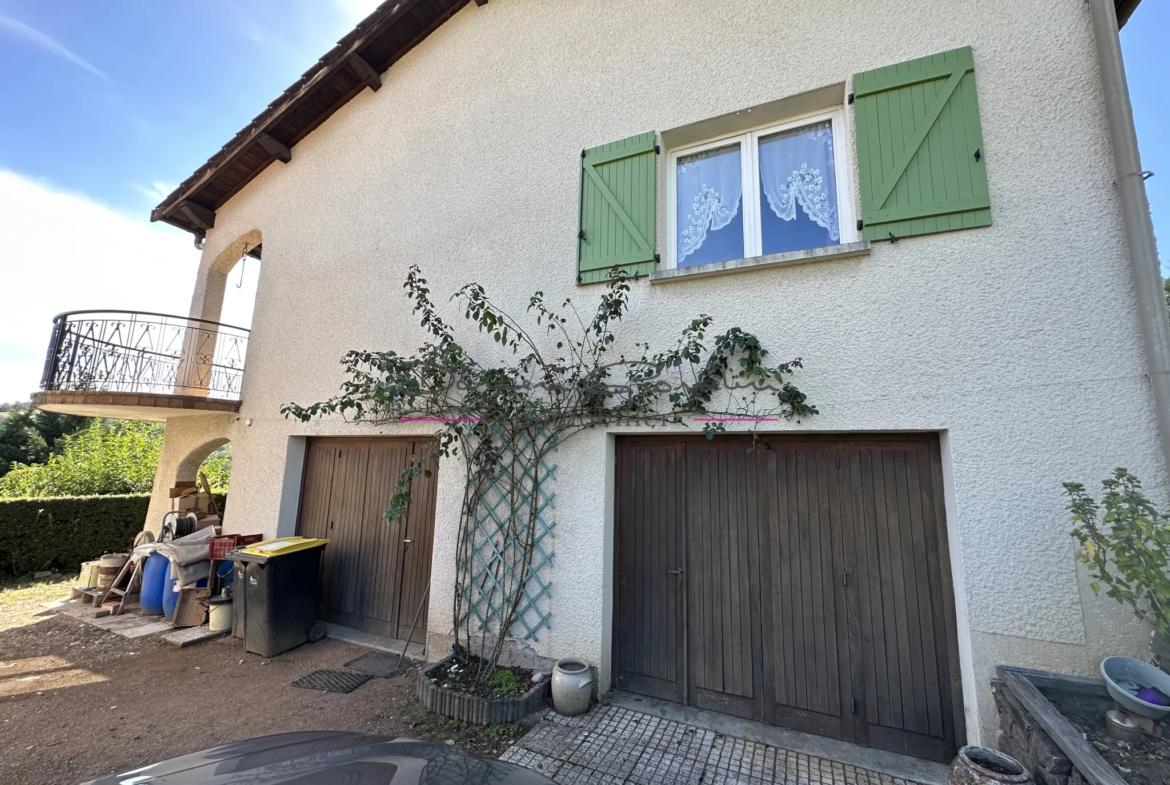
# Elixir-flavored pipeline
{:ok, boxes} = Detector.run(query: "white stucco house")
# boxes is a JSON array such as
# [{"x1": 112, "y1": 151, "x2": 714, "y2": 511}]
[{"x1": 32, "y1": 0, "x2": 1164, "y2": 765}]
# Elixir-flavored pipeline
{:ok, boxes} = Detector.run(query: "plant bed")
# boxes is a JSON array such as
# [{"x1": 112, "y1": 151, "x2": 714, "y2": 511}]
[
  {"x1": 417, "y1": 655, "x2": 549, "y2": 725},
  {"x1": 996, "y1": 665, "x2": 1170, "y2": 785}
]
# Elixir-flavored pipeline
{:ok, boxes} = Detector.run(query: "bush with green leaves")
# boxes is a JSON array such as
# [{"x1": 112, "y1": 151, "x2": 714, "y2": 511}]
[
  {"x1": 0, "y1": 421, "x2": 162, "y2": 498},
  {"x1": 1065, "y1": 468, "x2": 1170, "y2": 637}
]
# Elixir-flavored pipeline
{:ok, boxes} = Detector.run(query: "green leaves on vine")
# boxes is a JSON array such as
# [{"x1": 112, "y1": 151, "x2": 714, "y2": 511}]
[{"x1": 282, "y1": 263, "x2": 821, "y2": 520}]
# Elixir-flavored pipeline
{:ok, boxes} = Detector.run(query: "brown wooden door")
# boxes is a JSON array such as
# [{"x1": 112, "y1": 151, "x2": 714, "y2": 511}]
[
  {"x1": 758, "y1": 442, "x2": 854, "y2": 741},
  {"x1": 841, "y1": 438, "x2": 963, "y2": 761},
  {"x1": 297, "y1": 438, "x2": 438, "y2": 641},
  {"x1": 685, "y1": 440, "x2": 766, "y2": 721},
  {"x1": 613, "y1": 434, "x2": 962, "y2": 763},
  {"x1": 613, "y1": 438, "x2": 685, "y2": 702}
]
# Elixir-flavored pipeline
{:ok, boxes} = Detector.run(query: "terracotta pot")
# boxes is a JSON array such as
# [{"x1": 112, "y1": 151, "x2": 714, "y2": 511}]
[{"x1": 948, "y1": 746, "x2": 1032, "y2": 785}]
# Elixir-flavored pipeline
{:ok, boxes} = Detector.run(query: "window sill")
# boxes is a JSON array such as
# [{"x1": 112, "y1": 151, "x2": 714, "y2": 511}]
[{"x1": 648, "y1": 241, "x2": 871, "y2": 284}]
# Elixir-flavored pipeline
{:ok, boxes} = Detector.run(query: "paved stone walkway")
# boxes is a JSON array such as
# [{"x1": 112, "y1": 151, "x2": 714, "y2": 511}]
[{"x1": 501, "y1": 705, "x2": 929, "y2": 785}]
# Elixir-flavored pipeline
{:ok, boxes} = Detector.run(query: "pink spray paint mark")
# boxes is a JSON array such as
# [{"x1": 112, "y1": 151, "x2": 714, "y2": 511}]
[
  {"x1": 693, "y1": 417, "x2": 779, "y2": 422},
  {"x1": 399, "y1": 417, "x2": 485, "y2": 422}
]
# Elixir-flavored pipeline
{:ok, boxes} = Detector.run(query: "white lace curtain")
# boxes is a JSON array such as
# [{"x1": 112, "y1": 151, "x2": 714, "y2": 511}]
[
  {"x1": 759, "y1": 122, "x2": 839, "y2": 241},
  {"x1": 677, "y1": 145, "x2": 742, "y2": 264}
]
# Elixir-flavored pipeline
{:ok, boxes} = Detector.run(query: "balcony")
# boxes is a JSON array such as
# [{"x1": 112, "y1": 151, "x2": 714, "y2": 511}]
[{"x1": 31, "y1": 310, "x2": 249, "y2": 421}]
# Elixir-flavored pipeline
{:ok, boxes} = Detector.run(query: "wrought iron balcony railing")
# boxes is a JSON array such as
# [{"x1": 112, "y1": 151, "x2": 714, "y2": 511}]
[{"x1": 40, "y1": 310, "x2": 250, "y2": 400}]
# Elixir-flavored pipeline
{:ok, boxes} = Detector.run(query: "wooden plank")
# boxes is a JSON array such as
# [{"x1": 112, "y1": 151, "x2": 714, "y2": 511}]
[
  {"x1": 398, "y1": 440, "x2": 438, "y2": 643},
  {"x1": 614, "y1": 438, "x2": 684, "y2": 702},
  {"x1": 821, "y1": 448, "x2": 846, "y2": 724},
  {"x1": 172, "y1": 587, "x2": 211, "y2": 628},
  {"x1": 998, "y1": 669, "x2": 1128, "y2": 785},
  {"x1": 838, "y1": 446, "x2": 867, "y2": 746},
  {"x1": 905, "y1": 447, "x2": 944, "y2": 738},
  {"x1": 926, "y1": 437, "x2": 966, "y2": 755},
  {"x1": 358, "y1": 440, "x2": 409, "y2": 633},
  {"x1": 999, "y1": 665, "x2": 1109, "y2": 697},
  {"x1": 891, "y1": 451, "x2": 929, "y2": 736}
]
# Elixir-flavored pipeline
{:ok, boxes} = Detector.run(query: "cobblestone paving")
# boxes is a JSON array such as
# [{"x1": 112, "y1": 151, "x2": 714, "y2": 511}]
[{"x1": 501, "y1": 705, "x2": 928, "y2": 785}]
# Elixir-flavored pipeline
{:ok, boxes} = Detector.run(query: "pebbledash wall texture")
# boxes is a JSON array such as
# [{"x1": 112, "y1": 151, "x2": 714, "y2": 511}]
[{"x1": 149, "y1": 0, "x2": 1160, "y2": 744}]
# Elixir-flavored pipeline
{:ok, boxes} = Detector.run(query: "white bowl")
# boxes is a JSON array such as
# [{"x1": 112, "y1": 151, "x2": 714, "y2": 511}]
[{"x1": 1100, "y1": 655, "x2": 1170, "y2": 719}]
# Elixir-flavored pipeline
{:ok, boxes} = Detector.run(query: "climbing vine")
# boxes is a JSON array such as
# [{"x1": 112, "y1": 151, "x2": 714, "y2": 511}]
[{"x1": 283, "y1": 266, "x2": 817, "y2": 686}]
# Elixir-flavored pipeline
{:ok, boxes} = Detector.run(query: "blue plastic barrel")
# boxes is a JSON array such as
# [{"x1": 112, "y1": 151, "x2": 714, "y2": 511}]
[
  {"x1": 162, "y1": 574, "x2": 180, "y2": 620},
  {"x1": 140, "y1": 552, "x2": 169, "y2": 615}
]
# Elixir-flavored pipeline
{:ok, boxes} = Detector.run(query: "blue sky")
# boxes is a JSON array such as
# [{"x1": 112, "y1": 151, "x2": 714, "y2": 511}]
[
  {"x1": 0, "y1": 0, "x2": 379, "y2": 401},
  {"x1": 0, "y1": 0, "x2": 377, "y2": 214},
  {"x1": 0, "y1": 0, "x2": 1166, "y2": 401}
]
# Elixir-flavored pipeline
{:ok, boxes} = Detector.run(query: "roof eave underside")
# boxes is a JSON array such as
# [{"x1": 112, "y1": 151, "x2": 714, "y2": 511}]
[
  {"x1": 152, "y1": 0, "x2": 477, "y2": 235},
  {"x1": 152, "y1": 0, "x2": 1143, "y2": 236}
]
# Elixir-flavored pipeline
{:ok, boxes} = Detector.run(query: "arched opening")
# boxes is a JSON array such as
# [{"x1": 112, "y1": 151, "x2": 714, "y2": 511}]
[
  {"x1": 208, "y1": 229, "x2": 263, "y2": 331},
  {"x1": 171, "y1": 437, "x2": 231, "y2": 521},
  {"x1": 176, "y1": 230, "x2": 262, "y2": 397}
]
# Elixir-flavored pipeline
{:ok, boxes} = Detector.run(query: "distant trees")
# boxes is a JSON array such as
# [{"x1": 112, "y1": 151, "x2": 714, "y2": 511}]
[
  {"x1": 0, "y1": 405, "x2": 88, "y2": 477},
  {"x1": 0, "y1": 421, "x2": 162, "y2": 498},
  {"x1": 0, "y1": 416, "x2": 232, "y2": 499}
]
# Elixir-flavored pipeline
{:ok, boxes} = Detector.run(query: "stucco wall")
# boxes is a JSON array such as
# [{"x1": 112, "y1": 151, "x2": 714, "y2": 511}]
[{"x1": 177, "y1": 0, "x2": 1161, "y2": 745}]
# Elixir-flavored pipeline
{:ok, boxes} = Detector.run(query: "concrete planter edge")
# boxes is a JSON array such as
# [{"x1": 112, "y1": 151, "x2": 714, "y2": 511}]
[{"x1": 417, "y1": 655, "x2": 550, "y2": 725}]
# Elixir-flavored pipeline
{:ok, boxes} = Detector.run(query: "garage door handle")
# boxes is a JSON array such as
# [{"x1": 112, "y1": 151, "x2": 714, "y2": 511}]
[
  {"x1": 403, "y1": 539, "x2": 412, "y2": 544},
  {"x1": 667, "y1": 569, "x2": 683, "y2": 575}
]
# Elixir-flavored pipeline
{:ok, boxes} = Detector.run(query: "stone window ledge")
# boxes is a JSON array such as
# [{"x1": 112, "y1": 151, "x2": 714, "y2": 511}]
[{"x1": 648, "y1": 241, "x2": 871, "y2": 284}]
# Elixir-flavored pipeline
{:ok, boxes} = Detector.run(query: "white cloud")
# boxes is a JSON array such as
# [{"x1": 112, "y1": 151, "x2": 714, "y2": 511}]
[
  {"x1": 0, "y1": 170, "x2": 200, "y2": 402},
  {"x1": 0, "y1": 14, "x2": 109, "y2": 81}
]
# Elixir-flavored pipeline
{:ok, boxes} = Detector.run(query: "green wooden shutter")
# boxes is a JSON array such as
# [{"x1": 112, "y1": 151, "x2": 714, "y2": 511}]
[
  {"x1": 577, "y1": 131, "x2": 657, "y2": 284},
  {"x1": 854, "y1": 47, "x2": 990, "y2": 241}
]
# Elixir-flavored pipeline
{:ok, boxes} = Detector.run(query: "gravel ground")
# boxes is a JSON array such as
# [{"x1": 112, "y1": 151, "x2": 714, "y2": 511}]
[{"x1": 0, "y1": 592, "x2": 526, "y2": 785}]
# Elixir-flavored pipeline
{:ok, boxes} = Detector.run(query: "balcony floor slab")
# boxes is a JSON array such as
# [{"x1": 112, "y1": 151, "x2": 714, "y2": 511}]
[{"x1": 31, "y1": 390, "x2": 241, "y2": 422}]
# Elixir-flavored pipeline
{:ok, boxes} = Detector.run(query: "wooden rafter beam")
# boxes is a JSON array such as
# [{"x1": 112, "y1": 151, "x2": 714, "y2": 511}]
[
  {"x1": 176, "y1": 201, "x2": 215, "y2": 231},
  {"x1": 348, "y1": 53, "x2": 382, "y2": 92},
  {"x1": 256, "y1": 133, "x2": 292, "y2": 163}
]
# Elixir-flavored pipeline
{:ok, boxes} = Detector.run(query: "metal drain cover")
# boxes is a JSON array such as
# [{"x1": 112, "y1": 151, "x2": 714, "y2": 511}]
[{"x1": 292, "y1": 669, "x2": 371, "y2": 693}]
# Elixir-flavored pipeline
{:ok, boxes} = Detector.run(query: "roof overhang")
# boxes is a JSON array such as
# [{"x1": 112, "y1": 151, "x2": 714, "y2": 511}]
[
  {"x1": 152, "y1": 0, "x2": 486, "y2": 236},
  {"x1": 153, "y1": 0, "x2": 1143, "y2": 237}
]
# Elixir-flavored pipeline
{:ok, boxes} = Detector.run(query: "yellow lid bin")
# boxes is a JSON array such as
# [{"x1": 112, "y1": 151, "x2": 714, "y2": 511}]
[{"x1": 235, "y1": 536, "x2": 329, "y2": 559}]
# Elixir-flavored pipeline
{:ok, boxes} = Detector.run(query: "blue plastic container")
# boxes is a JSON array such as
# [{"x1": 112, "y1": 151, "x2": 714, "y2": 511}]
[
  {"x1": 162, "y1": 575, "x2": 179, "y2": 620},
  {"x1": 140, "y1": 552, "x2": 169, "y2": 616}
]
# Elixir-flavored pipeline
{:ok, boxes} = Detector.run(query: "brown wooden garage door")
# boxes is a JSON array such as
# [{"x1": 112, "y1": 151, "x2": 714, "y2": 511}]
[
  {"x1": 614, "y1": 434, "x2": 964, "y2": 762},
  {"x1": 296, "y1": 438, "x2": 437, "y2": 643}
]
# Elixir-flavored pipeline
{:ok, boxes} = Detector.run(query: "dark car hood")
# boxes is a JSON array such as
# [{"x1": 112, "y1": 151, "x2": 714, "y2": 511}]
[{"x1": 80, "y1": 732, "x2": 555, "y2": 785}]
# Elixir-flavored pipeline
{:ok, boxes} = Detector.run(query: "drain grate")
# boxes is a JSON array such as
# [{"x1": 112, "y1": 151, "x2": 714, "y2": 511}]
[
  {"x1": 291, "y1": 669, "x2": 372, "y2": 693},
  {"x1": 344, "y1": 651, "x2": 402, "y2": 678}
]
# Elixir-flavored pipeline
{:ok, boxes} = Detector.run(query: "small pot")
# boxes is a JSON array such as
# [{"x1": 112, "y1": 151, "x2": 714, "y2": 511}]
[
  {"x1": 551, "y1": 658, "x2": 594, "y2": 716},
  {"x1": 208, "y1": 596, "x2": 232, "y2": 632},
  {"x1": 948, "y1": 747, "x2": 1031, "y2": 785}
]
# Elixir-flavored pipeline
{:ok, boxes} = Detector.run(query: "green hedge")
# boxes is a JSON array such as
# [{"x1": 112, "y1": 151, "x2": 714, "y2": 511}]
[
  {"x1": 0, "y1": 494, "x2": 150, "y2": 577},
  {"x1": 0, "y1": 493, "x2": 228, "y2": 577}
]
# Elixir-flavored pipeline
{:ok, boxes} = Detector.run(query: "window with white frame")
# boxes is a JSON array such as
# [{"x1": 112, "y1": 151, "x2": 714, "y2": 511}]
[{"x1": 667, "y1": 110, "x2": 854, "y2": 269}]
